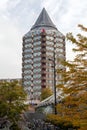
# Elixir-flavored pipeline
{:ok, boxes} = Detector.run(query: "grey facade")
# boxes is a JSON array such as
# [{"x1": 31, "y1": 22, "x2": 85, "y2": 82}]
[{"x1": 22, "y1": 8, "x2": 65, "y2": 103}]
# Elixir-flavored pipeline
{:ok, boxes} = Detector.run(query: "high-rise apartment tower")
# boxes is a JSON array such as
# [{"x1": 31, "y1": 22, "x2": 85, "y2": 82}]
[{"x1": 22, "y1": 8, "x2": 65, "y2": 103}]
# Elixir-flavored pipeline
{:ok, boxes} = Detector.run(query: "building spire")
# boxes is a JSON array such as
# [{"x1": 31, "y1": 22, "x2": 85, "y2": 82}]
[{"x1": 31, "y1": 8, "x2": 57, "y2": 30}]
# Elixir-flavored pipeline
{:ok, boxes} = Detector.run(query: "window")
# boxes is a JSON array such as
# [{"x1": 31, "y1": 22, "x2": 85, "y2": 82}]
[
  {"x1": 34, "y1": 57, "x2": 41, "y2": 62},
  {"x1": 24, "y1": 49, "x2": 33, "y2": 53},
  {"x1": 33, "y1": 41, "x2": 41, "y2": 46},
  {"x1": 56, "y1": 32, "x2": 63, "y2": 37},
  {"x1": 56, "y1": 48, "x2": 63, "y2": 53},
  {"x1": 25, "y1": 38, "x2": 32, "y2": 43},
  {"x1": 33, "y1": 36, "x2": 41, "y2": 41},
  {"x1": 25, "y1": 43, "x2": 33, "y2": 48},
  {"x1": 46, "y1": 46, "x2": 54, "y2": 51},
  {"x1": 46, "y1": 36, "x2": 54, "y2": 40},
  {"x1": 33, "y1": 30, "x2": 40, "y2": 36},
  {"x1": 46, "y1": 52, "x2": 54, "y2": 56},
  {"x1": 25, "y1": 32, "x2": 32, "y2": 37},
  {"x1": 34, "y1": 52, "x2": 41, "y2": 56},
  {"x1": 24, "y1": 54, "x2": 33, "y2": 58},
  {"x1": 46, "y1": 41, "x2": 54, "y2": 46},
  {"x1": 33, "y1": 62, "x2": 41, "y2": 67},
  {"x1": 33, "y1": 74, "x2": 41, "y2": 79},
  {"x1": 33, "y1": 68, "x2": 41, "y2": 73},
  {"x1": 49, "y1": 80, "x2": 53, "y2": 84},
  {"x1": 33, "y1": 86, "x2": 41, "y2": 91},
  {"x1": 33, "y1": 46, "x2": 41, "y2": 51},
  {"x1": 24, "y1": 75, "x2": 31, "y2": 79},
  {"x1": 24, "y1": 70, "x2": 32, "y2": 74},
  {"x1": 55, "y1": 38, "x2": 63, "y2": 42},
  {"x1": 24, "y1": 64, "x2": 32, "y2": 69},
  {"x1": 33, "y1": 80, "x2": 41, "y2": 84},
  {"x1": 24, "y1": 59, "x2": 32, "y2": 63},
  {"x1": 56, "y1": 43, "x2": 63, "y2": 47},
  {"x1": 46, "y1": 30, "x2": 55, "y2": 35}
]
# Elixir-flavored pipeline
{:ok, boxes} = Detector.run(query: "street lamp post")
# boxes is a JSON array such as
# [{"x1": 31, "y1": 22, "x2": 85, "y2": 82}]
[
  {"x1": 53, "y1": 41, "x2": 57, "y2": 115},
  {"x1": 30, "y1": 88, "x2": 33, "y2": 105},
  {"x1": 49, "y1": 38, "x2": 57, "y2": 115}
]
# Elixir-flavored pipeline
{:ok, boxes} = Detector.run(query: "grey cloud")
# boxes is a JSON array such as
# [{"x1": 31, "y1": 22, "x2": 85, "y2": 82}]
[
  {"x1": 0, "y1": 0, "x2": 87, "y2": 78},
  {"x1": 6, "y1": 0, "x2": 43, "y2": 31}
]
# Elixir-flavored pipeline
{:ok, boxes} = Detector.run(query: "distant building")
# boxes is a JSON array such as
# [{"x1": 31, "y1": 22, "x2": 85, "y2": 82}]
[
  {"x1": 0, "y1": 78, "x2": 21, "y2": 83},
  {"x1": 22, "y1": 8, "x2": 66, "y2": 103}
]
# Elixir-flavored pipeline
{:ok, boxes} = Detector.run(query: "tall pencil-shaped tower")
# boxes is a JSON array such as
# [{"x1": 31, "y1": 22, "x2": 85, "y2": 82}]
[{"x1": 22, "y1": 8, "x2": 65, "y2": 103}]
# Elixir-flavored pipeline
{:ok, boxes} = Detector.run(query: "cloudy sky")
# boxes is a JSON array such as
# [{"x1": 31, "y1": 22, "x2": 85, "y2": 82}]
[{"x1": 0, "y1": 0, "x2": 87, "y2": 79}]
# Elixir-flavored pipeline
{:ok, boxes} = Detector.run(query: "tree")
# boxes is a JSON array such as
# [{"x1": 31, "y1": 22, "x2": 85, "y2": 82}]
[
  {"x1": 41, "y1": 87, "x2": 53, "y2": 101},
  {"x1": 46, "y1": 25, "x2": 87, "y2": 130},
  {"x1": 0, "y1": 80, "x2": 28, "y2": 129}
]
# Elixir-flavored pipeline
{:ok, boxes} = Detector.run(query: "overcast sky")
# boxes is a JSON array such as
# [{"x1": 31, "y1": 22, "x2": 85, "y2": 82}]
[{"x1": 0, "y1": 0, "x2": 87, "y2": 79}]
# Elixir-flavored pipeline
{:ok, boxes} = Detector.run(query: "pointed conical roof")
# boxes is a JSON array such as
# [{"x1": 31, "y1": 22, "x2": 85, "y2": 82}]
[{"x1": 31, "y1": 8, "x2": 57, "y2": 30}]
